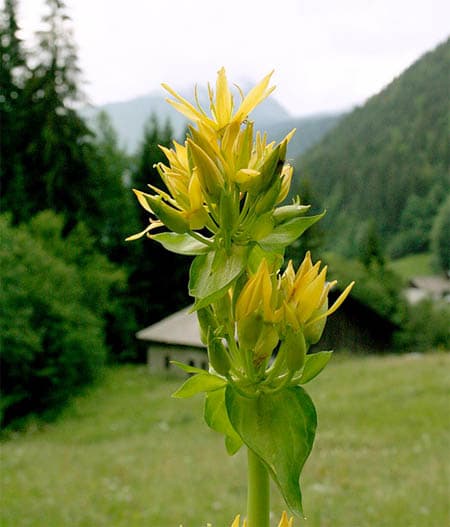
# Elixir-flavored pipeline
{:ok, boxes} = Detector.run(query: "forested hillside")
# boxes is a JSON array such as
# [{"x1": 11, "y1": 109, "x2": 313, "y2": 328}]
[{"x1": 294, "y1": 39, "x2": 450, "y2": 258}]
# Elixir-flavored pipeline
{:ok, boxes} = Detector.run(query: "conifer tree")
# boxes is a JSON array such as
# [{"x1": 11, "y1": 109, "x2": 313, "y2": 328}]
[
  {"x1": 18, "y1": 0, "x2": 96, "y2": 227},
  {"x1": 128, "y1": 115, "x2": 190, "y2": 329},
  {"x1": 0, "y1": 0, "x2": 28, "y2": 215}
]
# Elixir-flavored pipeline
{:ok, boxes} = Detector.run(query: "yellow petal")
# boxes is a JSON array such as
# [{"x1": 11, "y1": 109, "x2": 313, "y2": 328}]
[
  {"x1": 297, "y1": 266, "x2": 328, "y2": 323},
  {"x1": 234, "y1": 71, "x2": 275, "y2": 122},
  {"x1": 277, "y1": 511, "x2": 294, "y2": 527},
  {"x1": 125, "y1": 220, "x2": 163, "y2": 241},
  {"x1": 295, "y1": 251, "x2": 313, "y2": 282},
  {"x1": 230, "y1": 514, "x2": 241, "y2": 527},
  {"x1": 233, "y1": 168, "x2": 261, "y2": 184},
  {"x1": 308, "y1": 281, "x2": 355, "y2": 326},
  {"x1": 187, "y1": 139, "x2": 223, "y2": 196},
  {"x1": 215, "y1": 67, "x2": 233, "y2": 127},
  {"x1": 325, "y1": 281, "x2": 355, "y2": 317},
  {"x1": 277, "y1": 164, "x2": 294, "y2": 204},
  {"x1": 132, "y1": 189, "x2": 154, "y2": 213},
  {"x1": 188, "y1": 170, "x2": 204, "y2": 210},
  {"x1": 284, "y1": 300, "x2": 300, "y2": 330},
  {"x1": 162, "y1": 83, "x2": 206, "y2": 123}
]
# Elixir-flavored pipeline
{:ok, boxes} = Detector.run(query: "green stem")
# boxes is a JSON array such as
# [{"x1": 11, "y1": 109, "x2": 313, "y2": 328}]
[{"x1": 247, "y1": 448, "x2": 270, "y2": 527}]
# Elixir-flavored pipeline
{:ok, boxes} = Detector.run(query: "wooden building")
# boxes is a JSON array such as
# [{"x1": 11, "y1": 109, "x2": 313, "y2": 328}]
[
  {"x1": 137, "y1": 290, "x2": 399, "y2": 373},
  {"x1": 136, "y1": 306, "x2": 207, "y2": 375}
]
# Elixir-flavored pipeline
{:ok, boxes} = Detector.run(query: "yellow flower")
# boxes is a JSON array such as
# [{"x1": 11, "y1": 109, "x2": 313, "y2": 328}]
[
  {"x1": 280, "y1": 252, "x2": 354, "y2": 342},
  {"x1": 163, "y1": 68, "x2": 275, "y2": 132},
  {"x1": 235, "y1": 260, "x2": 276, "y2": 323},
  {"x1": 228, "y1": 512, "x2": 294, "y2": 526},
  {"x1": 129, "y1": 68, "x2": 296, "y2": 241}
]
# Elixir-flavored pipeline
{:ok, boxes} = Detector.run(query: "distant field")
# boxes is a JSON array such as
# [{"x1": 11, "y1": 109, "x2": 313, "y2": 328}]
[
  {"x1": 1, "y1": 353, "x2": 449, "y2": 527},
  {"x1": 389, "y1": 253, "x2": 434, "y2": 279}
]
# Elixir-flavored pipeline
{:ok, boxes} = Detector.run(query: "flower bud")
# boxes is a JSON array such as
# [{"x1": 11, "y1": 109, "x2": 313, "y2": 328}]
[
  {"x1": 254, "y1": 323, "x2": 279, "y2": 365},
  {"x1": 237, "y1": 313, "x2": 263, "y2": 351},
  {"x1": 187, "y1": 139, "x2": 223, "y2": 199},
  {"x1": 258, "y1": 144, "x2": 283, "y2": 191},
  {"x1": 281, "y1": 327, "x2": 307, "y2": 373},
  {"x1": 248, "y1": 213, "x2": 274, "y2": 240},
  {"x1": 145, "y1": 194, "x2": 190, "y2": 234},
  {"x1": 207, "y1": 331, "x2": 231, "y2": 376},
  {"x1": 219, "y1": 191, "x2": 238, "y2": 234},
  {"x1": 273, "y1": 203, "x2": 311, "y2": 225},
  {"x1": 303, "y1": 299, "x2": 328, "y2": 345},
  {"x1": 197, "y1": 307, "x2": 218, "y2": 346},
  {"x1": 254, "y1": 179, "x2": 282, "y2": 215}
]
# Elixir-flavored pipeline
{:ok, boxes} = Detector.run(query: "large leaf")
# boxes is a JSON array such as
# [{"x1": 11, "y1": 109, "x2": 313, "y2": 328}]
[
  {"x1": 172, "y1": 373, "x2": 226, "y2": 398},
  {"x1": 226, "y1": 385, "x2": 317, "y2": 516},
  {"x1": 189, "y1": 245, "x2": 247, "y2": 310},
  {"x1": 258, "y1": 212, "x2": 325, "y2": 251},
  {"x1": 204, "y1": 387, "x2": 243, "y2": 455},
  {"x1": 151, "y1": 232, "x2": 210, "y2": 255},
  {"x1": 298, "y1": 351, "x2": 333, "y2": 384}
]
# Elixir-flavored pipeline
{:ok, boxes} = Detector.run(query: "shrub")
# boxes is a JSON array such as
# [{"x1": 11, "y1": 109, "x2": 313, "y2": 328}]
[
  {"x1": 431, "y1": 194, "x2": 450, "y2": 274},
  {"x1": 394, "y1": 299, "x2": 450, "y2": 352},
  {"x1": 0, "y1": 213, "x2": 122, "y2": 426}
]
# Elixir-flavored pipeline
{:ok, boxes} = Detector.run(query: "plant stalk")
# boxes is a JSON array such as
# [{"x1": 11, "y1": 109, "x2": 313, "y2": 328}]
[{"x1": 247, "y1": 447, "x2": 270, "y2": 527}]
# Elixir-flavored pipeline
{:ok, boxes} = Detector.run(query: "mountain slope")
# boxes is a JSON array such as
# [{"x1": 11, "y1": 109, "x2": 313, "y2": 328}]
[
  {"x1": 83, "y1": 88, "x2": 342, "y2": 158},
  {"x1": 83, "y1": 87, "x2": 291, "y2": 153},
  {"x1": 294, "y1": 38, "x2": 450, "y2": 256}
]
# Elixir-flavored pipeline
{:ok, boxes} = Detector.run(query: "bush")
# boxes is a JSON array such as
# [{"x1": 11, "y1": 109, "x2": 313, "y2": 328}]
[
  {"x1": 394, "y1": 299, "x2": 450, "y2": 351},
  {"x1": 0, "y1": 213, "x2": 123, "y2": 427},
  {"x1": 431, "y1": 194, "x2": 450, "y2": 273}
]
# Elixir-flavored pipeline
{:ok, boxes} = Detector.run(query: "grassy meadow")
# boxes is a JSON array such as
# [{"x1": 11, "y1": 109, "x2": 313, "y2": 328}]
[
  {"x1": 1, "y1": 352, "x2": 449, "y2": 527},
  {"x1": 389, "y1": 253, "x2": 434, "y2": 279}
]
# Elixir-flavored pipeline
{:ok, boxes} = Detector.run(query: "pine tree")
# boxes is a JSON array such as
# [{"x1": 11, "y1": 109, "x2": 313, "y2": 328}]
[
  {"x1": 0, "y1": 0, "x2": 28, "y2": 215},
  {"x1": 128, "y1": 115, "x2": 190, "y2": 330},
  {"x1": 17, "y1": 0, "x2": 96, "y2": 227}
]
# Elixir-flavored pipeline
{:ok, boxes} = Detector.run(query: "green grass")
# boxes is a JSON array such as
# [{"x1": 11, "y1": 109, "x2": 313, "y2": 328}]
[
  {"x1": 389, "y1": 253, "x2": 434, "y2": 279},
  {"x1": 1, "y1": 353, "x2": 449, "y2": 526}
]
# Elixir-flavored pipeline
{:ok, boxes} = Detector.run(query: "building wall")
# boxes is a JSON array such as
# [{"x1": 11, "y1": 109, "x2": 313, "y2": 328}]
[{"x1": 147, "y1": 344, "x2": 208, "y2": 374}]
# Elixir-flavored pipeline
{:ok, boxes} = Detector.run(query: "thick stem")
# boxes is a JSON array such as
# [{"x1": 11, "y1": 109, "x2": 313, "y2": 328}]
[{"x1": 247, "y1": 447, "x2": 270, "y2": 527}]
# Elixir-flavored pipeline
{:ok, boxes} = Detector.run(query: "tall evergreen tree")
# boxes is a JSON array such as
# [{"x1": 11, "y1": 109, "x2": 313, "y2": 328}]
[
  {"x1": 16, "y1": 0, "x2": 96, "y2": 227},
  {"x1": 0, "y1": 0, "x2": 28, "y2": 214},
  {"x1": 128, "y1": 115, "x2": 190, "y2": 330}
]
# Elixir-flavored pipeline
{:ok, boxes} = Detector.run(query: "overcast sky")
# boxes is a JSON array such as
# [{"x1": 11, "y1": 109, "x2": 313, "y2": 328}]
[{"x1": 17, "y1": 0, "x2": 450, "y2": 116}]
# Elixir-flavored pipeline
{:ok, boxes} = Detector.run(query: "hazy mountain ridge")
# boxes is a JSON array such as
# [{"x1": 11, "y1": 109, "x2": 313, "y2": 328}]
[
  {"x1": 82, "y1": 87, "x2": 343, "y2": 158},
  {"x1": 294, "y1": 38, "x2": 450, "y2": 257}
]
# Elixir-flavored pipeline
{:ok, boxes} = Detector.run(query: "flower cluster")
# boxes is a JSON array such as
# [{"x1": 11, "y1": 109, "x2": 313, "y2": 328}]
[
  {"x1": 127, "y1": 68, "x2": 300, "y2": 251},
  {"x1": 202, "y1": 252, "x2": 354, "y2": 390}
]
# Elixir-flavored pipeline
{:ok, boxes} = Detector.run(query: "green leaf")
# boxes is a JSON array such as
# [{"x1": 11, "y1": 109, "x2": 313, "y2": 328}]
[
  {"x1": 189, "y1": 245, "x2": 247, "y2": 311},
  {"x1": 247, "y1": 243, "x2": 284, "y2": 274},
  {"x1": 204, "y1": 387, "x2": 243, "y2": 455},
  {"x1": 258, "y1": 212, "x2": 325, "y2": 251},
  {"x1": 226, "y1": 385, "x2": 317, "y2": 516},
  {"x1": 298, "y1": 351, "x2": 333, "y2": 384},
  {"x1": 172, "y1": 373, "x2": 226, "y2": 398},
  {"x1": 151, "y1": 232, "x2": 210, "y2": 255},
  {"x1": 170, "y1": 360, "x2": 207, "y2": 374}
]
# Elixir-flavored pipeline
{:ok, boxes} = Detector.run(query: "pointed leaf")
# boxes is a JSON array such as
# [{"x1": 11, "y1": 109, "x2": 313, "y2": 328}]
[
  {"x1": 258, "y1": 212, "x2": 325, "y2": 251},
  {"x1": 189, "y1": 246, "x2": 247, "y2": 310},
  {"x1": 172, "y1": 373, "x2": 226, "y2": 398},
  {"x1": 170, "y1": 360, "x2": 207, "y2": 374},
  {"x1": 204, "y1": 387, "x2": 243, "y2": 455},
  {"x1": 226, "y1": 385, "x2": 317, "y2": 516},
  {"x1": 298, "y1": 351, "x2": 333, "y2": 384},
  {"x1": 151, "y1": 232, "x2": 210, "y2": 255}
]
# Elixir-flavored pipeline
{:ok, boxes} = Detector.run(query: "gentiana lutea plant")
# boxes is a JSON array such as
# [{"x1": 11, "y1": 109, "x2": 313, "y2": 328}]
[{"x1": 128, "y1": 68, "x2": 354, "y2": 527}]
